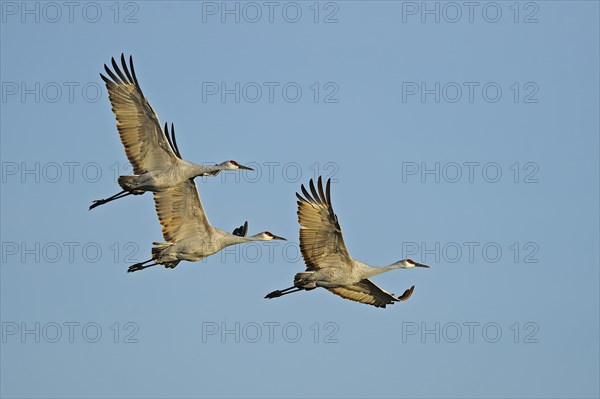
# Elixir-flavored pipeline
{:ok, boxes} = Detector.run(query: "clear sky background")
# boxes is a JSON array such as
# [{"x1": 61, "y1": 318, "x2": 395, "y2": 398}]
[{"x1": 1, "y1": 1, "x2": 598, "y2": 398}]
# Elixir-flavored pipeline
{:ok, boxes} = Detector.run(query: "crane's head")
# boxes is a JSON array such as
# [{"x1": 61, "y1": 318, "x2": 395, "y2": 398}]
[
  {"x1": 219, "y1": 160, "x2": 254, "y2": 171},
  {"x1": 254, "y1": 231, "x2": 287, "y2": 241},
  {"x1": 396, "y1": 259, "x2": 430, "y2": 269}
]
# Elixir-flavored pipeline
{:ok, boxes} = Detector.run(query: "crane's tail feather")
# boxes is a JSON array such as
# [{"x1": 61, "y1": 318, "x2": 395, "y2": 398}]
[
  {"x1": 151, "y1": 242, "x2": 180, "y2": 269},
  {"x1": 117, "y1": 176, "x2": 145, "y2": 194},
  {"x1": 293, "y1": 272, "x2": 314, "y2": 287},
  {"x1": 151, "y1": 242, "x2": 171, "y2": 255}
]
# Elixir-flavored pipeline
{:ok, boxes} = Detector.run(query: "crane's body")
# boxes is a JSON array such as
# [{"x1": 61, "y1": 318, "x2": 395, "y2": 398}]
[
  {"x1": 117, "y1": 158, "x2": 240, "y2": 194},
  {"x1": 145, "y1": 229, "x2": 282, "y2": 269},
  {"x1": 127, "y1": 178, "x2": 285, "y2": 272},
  {"x1": 90, "y1": 54, "x2": 251, "y2": 210},
  {"x1": 265, "y1": 177, "x2": 429, "y2": 308},
  {"x1": 292, "y1": 260, "x2": 412, "y2": 289}
]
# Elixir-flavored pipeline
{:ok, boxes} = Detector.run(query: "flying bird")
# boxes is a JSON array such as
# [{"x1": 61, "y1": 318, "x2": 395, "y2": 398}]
[
  {"x1": 127, "y1": 179, "x2": 285, "y2": 272},
  {"x1": 265, "y1": 177, "x2": 429, "y2": 308},
  {"x1": 90, "y1": 54, "x2": 252, "y2": 210}
]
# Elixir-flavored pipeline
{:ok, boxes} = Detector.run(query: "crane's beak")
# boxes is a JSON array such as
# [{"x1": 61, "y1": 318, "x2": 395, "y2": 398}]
[
  {"x1": 272, "y1": 235, "x2": 287, "y2": 241},
  {"x1": 415, "y1": 262, "x2": 430, "y2": 268},
  {"x1": 238, "y1": 164, "x2": 254, "y2": 171}
]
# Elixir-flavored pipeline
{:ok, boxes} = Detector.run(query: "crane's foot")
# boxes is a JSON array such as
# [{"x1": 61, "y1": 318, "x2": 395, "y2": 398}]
[
  {"x1": 127, "y1": 263, "x2": 152, "y2": 273},
  {"x1": 265, "y1": 286, "x2": 302, "y2": 299},
  {"x1": 127, "y1": 258, "x2": 156, "y2": 273},
  {"x1": 89, "y1": 190, "x2": 133, "y2": 210},
  {"x1": 89, "y1": 199, "x2": 107, "y2": 210},
  {"x1": 265, "y1": 290, "x2": 283, "y2": 299}
]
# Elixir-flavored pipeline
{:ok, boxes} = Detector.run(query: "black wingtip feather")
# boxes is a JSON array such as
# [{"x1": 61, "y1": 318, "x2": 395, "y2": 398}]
[
  {"x1": 99, "y1": 73, "x2": 111, "y2": 84},
  {"x1": 129, "y1": 55, "x2": 140, "y2": 88},
  {"x1": 103, "y1": 63, "x2": 121, "y2": 84},
  {"x1": 110, "y1": 57, "x2": 127, "y2": 83},
  {"x1": 232, "y1": 221, "x2": 249, "y2": 237},
  {"x1": 163, "y1": 123, "x2": 170, "y2": 147},
  {"x1": 163, "y1": 122, "x2": 181, "y2": 159},
  {"x1": 309, "y1": 179, "x2": 323, "y2": 205},
  {"x1": 112, "y1": 55, "x2": 128, "y2": 83},
  {"x1": 301, "y1": 183, "x2": 315, "y2": 204},
  {"x1": 120, "y1": 53, "x2": 134, "y2": 83},
  {"x1": 317, "y1": 176, "x2": 327, "y2": 205},
  {"x1": 170, "y1": 123, "x2": 182, "y2": 158}
]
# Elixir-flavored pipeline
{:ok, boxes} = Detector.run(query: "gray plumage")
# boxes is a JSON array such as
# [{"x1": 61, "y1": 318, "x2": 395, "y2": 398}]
[
  {"x1": 90, "y1": 54, "x2": 252, "y2": 210},
  {"x1": 128, "y1": 180, "x2": 285, "y2": 272},
  {"x1": 265, "y1": 177, "x2": 429, "y2": 308}
]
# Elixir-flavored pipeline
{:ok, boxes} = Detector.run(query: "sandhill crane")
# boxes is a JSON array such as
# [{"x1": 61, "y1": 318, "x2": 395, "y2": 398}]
[
  {"x1": 265, "y1": 177, "x2": 429, "y2": 308},
  {"x1": 127, "y1": 179, "x2": 285, "y2": 272},
  {"x1": 90, "y1": 54, "x2": 252, "y2": 210}
]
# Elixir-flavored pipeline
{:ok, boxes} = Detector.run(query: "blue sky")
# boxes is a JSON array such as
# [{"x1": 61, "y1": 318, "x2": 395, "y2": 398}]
[{"x1": 1, "y1": 1, "x2": 598, "y2": 398}]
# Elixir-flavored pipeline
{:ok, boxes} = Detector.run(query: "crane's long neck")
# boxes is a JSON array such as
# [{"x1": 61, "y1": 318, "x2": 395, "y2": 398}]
[
  {"x1": 356, "y1": 261, "x2": 402, "y2": 280},
  {"x1": 188, "y1": 161, "x2": 226, "y2": 177},
  {"x1": 220, "y1": 232, "x2": 268, "y2": 248}
]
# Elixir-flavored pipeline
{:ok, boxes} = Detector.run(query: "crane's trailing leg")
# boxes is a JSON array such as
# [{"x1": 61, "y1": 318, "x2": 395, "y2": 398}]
[
  {"x1": 89, "y1": 190, "x2": 132, "y2": 210},
  {"x1": 127, "y1": 259, "x2": 158, "y2": 273},
  {"x1": 265, "y1": 286, "x2": 303, "y2": 299},
  {"x1": 89, "y1": 175, "x2": 147, "y2": 210}
]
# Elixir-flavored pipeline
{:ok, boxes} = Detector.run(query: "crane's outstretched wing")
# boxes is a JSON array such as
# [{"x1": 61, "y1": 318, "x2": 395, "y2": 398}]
[
  {"x1": 153, "y1": 179, "x2": 211, "y2": 242},
  {"x1": 328, "y1": 280, "x2": 415, "y2": 308},
  {"x1": 297, "y1": 177, "x2": 352, "y2": 271},
  {"x1": 100, "y1": 54, "x2": 179, "y2": 174}
]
